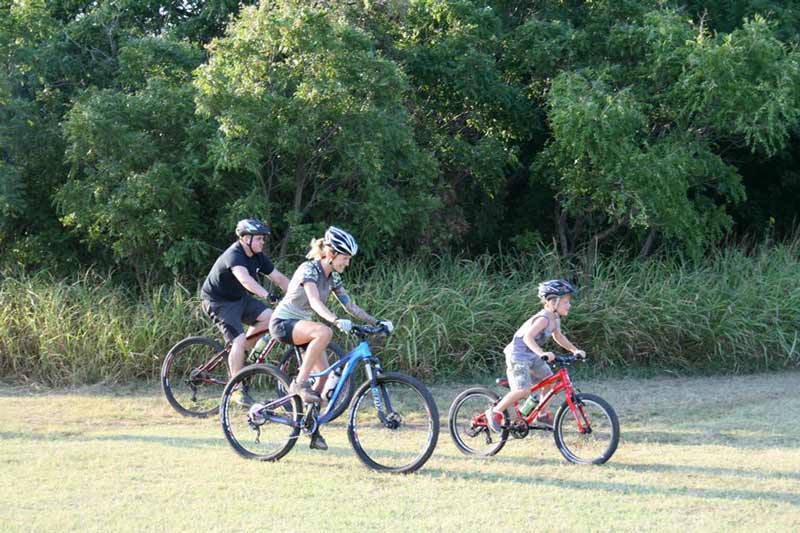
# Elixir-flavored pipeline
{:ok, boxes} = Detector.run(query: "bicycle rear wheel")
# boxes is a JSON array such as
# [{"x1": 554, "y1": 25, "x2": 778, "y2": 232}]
[
  {"x1": 220, "y1": 364, "x2": 301, "y2": 462},
  {"x1": 347, "y1": 372, "x2": 439, "y2": 474},
  {"x1": 277, "y1": 341, "x2": 354, "y2": 422},
  {"x1": 161, "y1": 336, "x2": 227, "y2": 417},
  {"x1": 448, "y1": 386, "x2": 509, "y2": 456},
  {"x1": 553, "y1": 393, "x2": 620, "y2": 464}
]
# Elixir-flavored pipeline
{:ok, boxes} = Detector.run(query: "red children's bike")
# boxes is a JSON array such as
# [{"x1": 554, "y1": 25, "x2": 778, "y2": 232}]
[{"x1": 448, "y1": 355, "x2": 619, "y2": 464}]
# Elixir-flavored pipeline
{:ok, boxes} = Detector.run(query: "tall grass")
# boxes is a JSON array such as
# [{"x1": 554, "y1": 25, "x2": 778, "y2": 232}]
[
  {"x1": 0, "y1": 271, "x2": 212, "y2": 384},
  {"x1": 2, "y1": 242, "x2": 799, "y2": 385}
]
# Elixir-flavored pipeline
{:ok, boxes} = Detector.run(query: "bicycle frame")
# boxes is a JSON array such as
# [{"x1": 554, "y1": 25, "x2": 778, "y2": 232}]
[
  {"x1": 478, "y1": 358, "x2": 592, "y2": 434},
  {"x1": 189, "y1": 330, "x2": 280, "y2": 385},
  {"x1": 258, "y1": 334, "x2": 386, "y2": 428}
]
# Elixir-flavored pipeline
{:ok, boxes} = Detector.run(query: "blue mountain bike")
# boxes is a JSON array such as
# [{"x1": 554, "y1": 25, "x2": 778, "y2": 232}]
[{"x1": 219, "y1": 324, "x2": 440, "y2": 474}]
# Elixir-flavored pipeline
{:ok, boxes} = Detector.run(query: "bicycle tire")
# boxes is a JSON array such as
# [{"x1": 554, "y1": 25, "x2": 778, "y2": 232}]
[
  {"x1": 347, "y1": 372, "x2": 439, "y2": 474},
  {"x1": 220, "y1": 364, "x2": 301, "y2": 462},
  {"x1": 447, "y1": 386, "x2": 509, "y2": 456},
  {"x1": 277, "y1": 341, "x2": 354, "y2": 422},
  {"x1": 553, "y1": 392, "x2": 620, "y2": 465},
  {"x1": 161, "y1": 336, "x2": 227, "y2": 418}
]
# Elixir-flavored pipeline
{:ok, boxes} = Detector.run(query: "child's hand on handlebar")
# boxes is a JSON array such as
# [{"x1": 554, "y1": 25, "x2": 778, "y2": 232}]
[
  {"x1": 540, "y1": 352, "x2": 556, "y2": 362},
  {"x1": 573, "y1": 350, "x2": 587, "y2": 360}
]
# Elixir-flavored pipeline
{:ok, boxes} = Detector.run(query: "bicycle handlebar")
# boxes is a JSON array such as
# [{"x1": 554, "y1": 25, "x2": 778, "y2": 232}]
[
  {"x1": 351, "y1": 324, "x2": 391, "y2": 337},
  {"x1": 541, "y1": 354, "x2": 587, "y2": 366}
]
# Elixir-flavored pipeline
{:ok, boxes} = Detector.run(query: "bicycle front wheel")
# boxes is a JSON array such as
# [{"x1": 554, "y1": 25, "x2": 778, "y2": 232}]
[
  {"x1": 347, "y1": 372, "x2": 439, "y2": 474},
  {"x1": 220, "y1": 364, "x2": 301, "y2": 462},
  {"x1": 448, "y1": 386, "x2": 509, "y2": 456},
  {"x1": 161, "y1": 336, "x2": 227, "y2": 417},
  {"x1": 554, "y1": 393, "x2": 620, "y2": 464}
]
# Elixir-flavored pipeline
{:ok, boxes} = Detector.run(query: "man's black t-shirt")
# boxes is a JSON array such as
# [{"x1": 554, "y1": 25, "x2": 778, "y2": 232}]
[{"x1": 201, "y1": 242, "x2": 275, "y2": 302}]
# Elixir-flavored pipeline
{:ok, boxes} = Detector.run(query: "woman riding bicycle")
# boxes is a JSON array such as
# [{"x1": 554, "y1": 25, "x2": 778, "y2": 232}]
[{"x1": 269, "y1": 226, "x2": 393, "y2": 450}]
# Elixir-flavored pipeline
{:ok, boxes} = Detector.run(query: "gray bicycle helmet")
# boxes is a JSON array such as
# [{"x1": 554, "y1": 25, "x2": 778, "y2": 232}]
[
  {"x1": 235, "y1": 218, "x2": 270, "y2": 237},
  {"x1": 537, "y1": 279, "x2": 576, "y2": 301},
  {"x1": 324, "y1": 226, "x2": 358, "y2": 256}
]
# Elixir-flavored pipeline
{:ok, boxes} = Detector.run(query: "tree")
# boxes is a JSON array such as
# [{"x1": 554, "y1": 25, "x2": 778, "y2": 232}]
[
  {"x1": 536, "y1": 12, "x2": 800, "y2": 256},
  {"x1": 56, "y1": 38, "x2": 212, "y2": 281},
  {"x1": 195, "y1": 1, "x2": 440, "y2": 259}
]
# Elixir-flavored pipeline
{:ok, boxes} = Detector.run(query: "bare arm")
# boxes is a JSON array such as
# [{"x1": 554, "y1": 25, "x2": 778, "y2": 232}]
[
  {"x1": 303, "y1": 282, "x2": 339, "y2": 324},
  {"x1": 266, "y1": 268, "x2": 290, "y2": 293},
  {"x1": 333, "y1": 286, "x2": 377, "y2": 324},
  {"x1": 231, "y1": 266, "x2": 271, "y2": 299},
  {"x1": 552, "y1": 329, "x2": 583, "y2": 356}
]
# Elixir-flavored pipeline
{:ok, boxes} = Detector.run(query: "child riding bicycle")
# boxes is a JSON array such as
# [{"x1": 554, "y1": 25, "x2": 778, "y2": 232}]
[{"x1": 485, "y1": 279, "x2": 586, "y2": 432}]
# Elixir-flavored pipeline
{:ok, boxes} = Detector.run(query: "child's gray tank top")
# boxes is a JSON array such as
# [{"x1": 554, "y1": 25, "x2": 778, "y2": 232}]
[{"x1": 503, "y1": 309, "x2": 560, "y2": 365}]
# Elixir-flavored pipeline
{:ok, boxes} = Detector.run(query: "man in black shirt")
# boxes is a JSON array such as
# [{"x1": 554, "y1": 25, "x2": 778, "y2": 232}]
[{"x1": 201, "y1": 219, "x2": 289, "y2": 405}]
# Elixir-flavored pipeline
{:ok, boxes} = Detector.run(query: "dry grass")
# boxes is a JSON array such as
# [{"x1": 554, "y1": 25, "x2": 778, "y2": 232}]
[{"x1": 1, "y1": 371, "x2": 799, "y2": 531}]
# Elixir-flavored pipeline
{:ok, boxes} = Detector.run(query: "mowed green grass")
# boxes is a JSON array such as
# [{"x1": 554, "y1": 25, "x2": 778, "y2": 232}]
[{"x1": 1, "y1": 372, "x2": 799, "y2": 532}]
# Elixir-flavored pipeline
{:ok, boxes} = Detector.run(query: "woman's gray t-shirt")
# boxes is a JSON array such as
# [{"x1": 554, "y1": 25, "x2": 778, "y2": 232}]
[
  {"x1": 273, "y1": 260, "x2": 343, "y2": 321},
  {"x1": 504, "y1": 309, "x2": 560, "y2": 365}
]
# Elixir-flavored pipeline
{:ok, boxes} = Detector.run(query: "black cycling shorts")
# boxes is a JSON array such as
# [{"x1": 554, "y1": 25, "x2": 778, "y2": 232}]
[
  {"x1": 269, "y1": 317, "x2": 301, "y2": 345},
  {"x1": 202, "y1": 296, "x2": 268, "y2": 343}
]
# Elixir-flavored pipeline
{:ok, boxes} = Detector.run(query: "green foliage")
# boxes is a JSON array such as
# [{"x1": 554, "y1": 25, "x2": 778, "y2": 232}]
[
  {"x1": 57, "y1": 76, "x2": 213, "y2": 278},
  {"x1": 2, "y1": 0, "x2": 800, "y2": 277},
  {"x1": 195, "y1": 1, "x2": 441, "y2": 259},
  {"x1": 537, "y1": 10, "x2": 800, "y2": 255}
]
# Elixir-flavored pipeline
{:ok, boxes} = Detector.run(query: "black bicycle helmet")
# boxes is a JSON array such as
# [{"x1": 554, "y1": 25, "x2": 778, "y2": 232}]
[{"x1": 235, "y1": 218, "x2": 270, "y2": 237}]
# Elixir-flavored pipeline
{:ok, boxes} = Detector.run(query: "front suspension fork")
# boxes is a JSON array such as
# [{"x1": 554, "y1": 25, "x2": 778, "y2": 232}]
[{"x1": 364, "y1": 360, "x2": 393, "y2": 425}]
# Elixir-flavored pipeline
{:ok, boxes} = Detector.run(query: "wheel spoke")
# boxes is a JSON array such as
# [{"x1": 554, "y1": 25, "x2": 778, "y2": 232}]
[
  {"x1": 221, "y1": 365, "x2": 301, "y2": 462},
  {"x1": 447, "y1": 387, "x2": 508, "y2": 456},
  {"x1": 161, "y1": 337, "x2": 227, "y2": 417},
  {"x1": 348, "y1": 373, "x2": 438, "y2": 473},
  {"x1": 554, "y1": 394, "x2": 619, "y2": 464}
]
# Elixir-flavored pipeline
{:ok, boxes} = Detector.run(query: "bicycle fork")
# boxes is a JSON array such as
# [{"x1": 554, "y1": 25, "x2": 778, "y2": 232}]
[
  {"x1": 364, "y1": 360, "x2": 396, "y2": 428},
  {"x1": 565, "y1": 392, "x2": 592, "y2": 435}
]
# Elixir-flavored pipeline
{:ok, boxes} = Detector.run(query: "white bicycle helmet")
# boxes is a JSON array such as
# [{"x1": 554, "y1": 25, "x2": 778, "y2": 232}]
[{"x1": 324, "y1": 226, "x2": 358, "y2": 256}]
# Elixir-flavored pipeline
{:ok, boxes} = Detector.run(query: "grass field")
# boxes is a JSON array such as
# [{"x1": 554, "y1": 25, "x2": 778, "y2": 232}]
[{"x1": 1, "y1": 371, "x2": 799, "y2": 532}]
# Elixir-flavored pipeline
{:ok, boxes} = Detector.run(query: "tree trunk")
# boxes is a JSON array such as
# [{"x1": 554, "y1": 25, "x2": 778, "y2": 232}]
[
  {"x1": 555, "y1": 203, "x2": 569, "y2": 257},
  {"x1": 278, "y1": 159, "x2": 307, "y2": 259},
  {"x1": 640, "y1": 228, "x2": 657, "y2": 257}
]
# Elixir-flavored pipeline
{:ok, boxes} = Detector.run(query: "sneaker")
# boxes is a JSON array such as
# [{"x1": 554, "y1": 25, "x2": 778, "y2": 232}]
[
  {"x1": 535, "y1": 411, "x2": 554, "y2": 428},
  {"x1": 231, "y1": 385, "x2": 256, "y2": 408},
  {"x1": 309, "y1": 430, "x2": 328, "y2": 451},
  {"x1": 484, "y1": 408, "x2": 503, "y2": 433},
  {"x1": 288, "y1": 379, "x2": 322, "y2": 404}
]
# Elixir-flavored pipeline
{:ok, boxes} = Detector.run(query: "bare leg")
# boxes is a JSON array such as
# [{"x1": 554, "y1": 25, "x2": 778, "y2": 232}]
[
  {"x1": 289, "y1": 320, "x2": 333, "y2": 384},
  {"x1": 230, "y1": 308, "x2": 272, "y2": 376}
]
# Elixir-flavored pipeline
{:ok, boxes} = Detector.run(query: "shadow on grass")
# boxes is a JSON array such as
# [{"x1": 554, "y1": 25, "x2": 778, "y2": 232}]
[
  {"x1": 605, "y1": 461, "x2": 800, "y2": 481},
  {"x1": 622, "y1": 429, "x2": 800, "y2": 449},
  {"x1": 418, "y1": 467, "x2": 800, "y2": 506},
  {"x1": 0, "y1": 430, "x2": 357, "y2": 457},
  {"x1": 0, "y1": 430, "x2": 222, "y2": 448}
]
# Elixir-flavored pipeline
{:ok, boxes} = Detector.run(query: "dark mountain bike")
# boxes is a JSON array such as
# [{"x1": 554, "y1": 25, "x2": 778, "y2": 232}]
[{"x1": 161, "y1": 328, "x2": 346, "y2": 418}]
